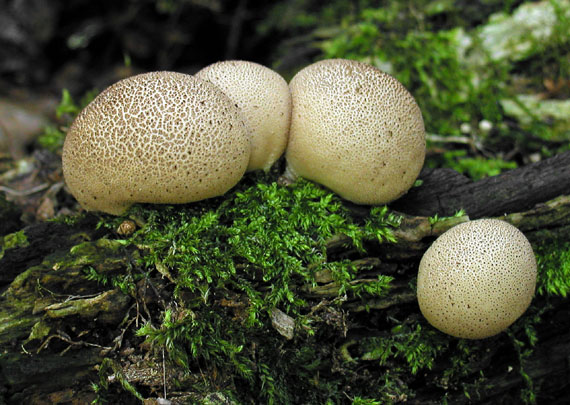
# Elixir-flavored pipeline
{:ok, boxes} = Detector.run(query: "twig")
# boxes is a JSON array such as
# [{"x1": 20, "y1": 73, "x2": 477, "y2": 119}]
[
  {"x1": 37, "y1": 331, "x2": 112, "y2": 355},
  {"x1": 426, "y1": 133, "x2": 487, "y2": 155},
  {"x1": 111, "y1": 304, "x2": 138, "y2": 351},
  {"x1": 426, "y1": 133, "x2": 474, "y2": 145},
  {"x1": 0, "y1": 183, "x2": 49, "y2": 197}
]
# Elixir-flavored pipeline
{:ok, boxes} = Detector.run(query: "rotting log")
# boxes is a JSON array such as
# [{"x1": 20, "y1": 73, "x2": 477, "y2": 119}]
[
  {"x1": 327, "y1": 194, "x2": 570, "y2": 261},
  {"x1": 301, "y1": 194, "x2": 570, "y2": 310},
  {"x1": 392, "y1": 150, "x2": 570, "y2": 218},
  {"x1": 1, "y1": 154, "x2": 570, "y2": 403}
]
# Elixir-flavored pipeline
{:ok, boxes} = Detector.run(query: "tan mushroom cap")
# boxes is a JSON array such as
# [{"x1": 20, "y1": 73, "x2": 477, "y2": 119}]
[
  {"x1": 195, "y1": 60, "x2": 291, "y2": 171},
  {"x1": 417, "y1": 219, "x2": 537, "y2": 339},
  {"x1": 285, "y1": 59, "x2": 425, "y2": 205},
  {"x1": 62, "y1": 71, "x2": 250, "y2": 215}
]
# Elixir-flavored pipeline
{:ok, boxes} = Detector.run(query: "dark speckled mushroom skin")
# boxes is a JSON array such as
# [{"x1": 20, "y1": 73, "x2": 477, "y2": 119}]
[
  {"x1": 285, "y1": 59, "x2": 426, "y2": 205},
  {"x1": 62, "y1": 71, "x2": 251, "y2": 215},
  {"x1": 196, "y1": 60, "x2": 292, "y2": 172},
  {"x1": 417, "y1": 219, "x2": 537, "y2": 339}
]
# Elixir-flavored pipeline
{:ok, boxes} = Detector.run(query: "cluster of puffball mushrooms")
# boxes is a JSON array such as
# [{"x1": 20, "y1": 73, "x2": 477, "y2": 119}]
[{"x1": 61, "y1": 58, "x2": 537, "y2": 340}]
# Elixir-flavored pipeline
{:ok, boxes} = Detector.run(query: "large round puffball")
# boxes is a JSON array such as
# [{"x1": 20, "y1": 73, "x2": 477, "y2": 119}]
[
  {"x1": 195, "y1": 60, "x2": 291, "y2": 172},
  {"x1": 62, "y1": 71, "x2": 250, "y2": 215},
  {"x1": 285, "y1": 59, "x2": 425, "y2": 205},
  {"x1": 417, "y1": 219, "x2": 537, "y2": 339}
]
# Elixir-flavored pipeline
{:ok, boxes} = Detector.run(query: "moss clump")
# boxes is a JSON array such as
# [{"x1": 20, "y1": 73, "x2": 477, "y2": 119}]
[
  {"x1": 119, "y1": 174, "x2": 400, "y2": 314},
  {"x1": 37, "y1": 89, "x2": 98, "y2": 153},
  {"x1": 358, "y1": 324, "x2": 447, "y2": 375},
  {"x1": 0, "y1": 230, "x2": 29, "y2": 260},
  {"x1": 427, "y1": 150, "x2": 518, "y2": 180},
  {"x1": 94, "y1": 172, "x2": 400, "y2": 402},
  {"x1": 2, "y1": 230, "x2": 28, "y2": 250},
  {"x1": 92, "y1": 358, "x2": 144, "y2": 403},
  {"x1": 536, "y1": 241, "x2": 570, "y2": 297}
]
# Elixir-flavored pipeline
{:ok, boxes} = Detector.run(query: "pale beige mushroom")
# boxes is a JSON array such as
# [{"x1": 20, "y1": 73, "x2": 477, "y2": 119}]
[
  {"x1": 417, "y1": 219, "x2": 537, "y2": 339},
  {"x1": 285, "y1": 58, "x2": 425, "y2": 205},
  {"x1": 62, "y1": 71, "x2": 250, "y2": 215},
  {"x1": 195, "y1": 60, "x2": 291, "y2": 171}
]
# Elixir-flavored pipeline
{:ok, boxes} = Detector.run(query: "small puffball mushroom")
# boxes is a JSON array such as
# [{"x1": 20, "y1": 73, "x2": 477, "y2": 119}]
[
  {"x1": 62, "y1": 71, "x2": 250, "y2": 215},
  {"x1": 195, "y1": 60, "x2": 292, "y2": 171},
  {"x1": 285, "y1": 59, "x2": 425, "y2": 205},
  {"x1": 417, "y1": 219, "x2": 537, "y2": 339}
]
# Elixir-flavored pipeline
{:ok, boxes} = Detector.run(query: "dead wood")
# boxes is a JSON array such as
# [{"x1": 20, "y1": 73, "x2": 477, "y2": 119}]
[
  {"x1": 392, "y1": 150, "x2": 570, "y2": 218},
  {"x1": 1, "y1": 153, "x2": 570, "y2": 403}
]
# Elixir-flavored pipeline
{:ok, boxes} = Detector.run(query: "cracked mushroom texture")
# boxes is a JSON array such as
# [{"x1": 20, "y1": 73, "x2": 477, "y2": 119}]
[
  {"x1": 285, "y1": 59, "x2": 425, "y2": 205},
  {"x1": 62, "y1": 71, "x2": 250, "y2": 215},
  {"x1": 195, "y1": 60, "x2": 292, "y2": 171},
  {"x1": 417, "y1": 219, "x2": 537, "y2": 339}
]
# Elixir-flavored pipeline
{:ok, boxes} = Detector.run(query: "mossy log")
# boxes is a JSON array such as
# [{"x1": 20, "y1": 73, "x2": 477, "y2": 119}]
[{"x1": 1, "y1": 153, "x2": 570, "y2": 404}]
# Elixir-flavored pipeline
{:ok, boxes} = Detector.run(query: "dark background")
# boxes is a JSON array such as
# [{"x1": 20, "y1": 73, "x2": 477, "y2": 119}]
[{"x1": 0, "y1": 0, "x2": 312, "y2": 96}]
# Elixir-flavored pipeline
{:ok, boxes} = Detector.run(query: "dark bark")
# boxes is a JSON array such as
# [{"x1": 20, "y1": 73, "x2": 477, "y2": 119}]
[
  {"x1": 392, "y1": 150, "x2": 570, "y2": 218},
  {"x1": 0, "y1": 216, "x2": 103, "y2": 288}
]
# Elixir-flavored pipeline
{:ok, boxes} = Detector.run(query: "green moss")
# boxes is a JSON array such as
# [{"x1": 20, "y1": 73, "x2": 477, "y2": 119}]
[
  {"x1": 37, "y1": 88, "x2": 98, "y2": 153},
  {"x1": 427, "y1": 150, "x2": 518, "y2": 180},
  {"x1": 536, "y1": 241, "x2": 570, "y2": 297},
  {"x1": 36, "y1": 125, "x2": 66, "y2": 153},
  {"x1": 506, "y1": 304, "x2": 546, "y2": 405},
  {"x1": 23, "y1": 320, "x2": 51, "y2": 345},
  {"x1": 55, "y1": 88, "x2": 98, "y2": 119},
  {"x1": 352, "y1": 397, "x2": 383, "y2": 405},
  {"x1": 2, "y1": 230, "x2": 28, "y2": 250},
  {"x1": 0, "y1": 230, "x2": 29, "y2": 260},
  {"x1": 93, "y1": 172, "x2": 401, "y2": 402},
  {"x1": 122, "y1": 174, "x2": 399, "y2": 310},
  {"x1": 362, "y1": 324, "x2": 448, "y2": 375},
  {"x1": 92, "y1": 358, "x2": 144, "y2": 403}
]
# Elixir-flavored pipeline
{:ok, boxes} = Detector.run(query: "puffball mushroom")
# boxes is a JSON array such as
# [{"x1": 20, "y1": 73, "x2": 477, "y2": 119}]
[
  {"x1": 285, "y1": 59, "x2": 425, "y2": 205},
  {"x1": 417, "y1": 219, "x2": 537, "y2": 339},
  {"x1": 195, "y1": 60, "x2": 292, "y2": 171},
  {"x1": 62, "y1": 71, "x2": 250, "y2": 215}
]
